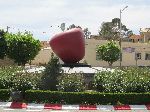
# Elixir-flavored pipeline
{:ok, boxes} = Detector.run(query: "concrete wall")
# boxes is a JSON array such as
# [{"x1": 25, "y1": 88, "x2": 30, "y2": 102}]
[
  {"x1": 31, "y1": 48, "x2": 52, "y2": 65},
  {"x1": 31, "y1": 39, "x2": 150, "y2": 67},
  {"x1": 0, "y1": 57, "x2": 15, "y2": 66},
  {"x1": 143, "y1": 32, "x2": 150, "y2": 43}
]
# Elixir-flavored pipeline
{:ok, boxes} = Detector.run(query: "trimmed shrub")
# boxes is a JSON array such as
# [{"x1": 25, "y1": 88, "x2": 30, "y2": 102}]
[
  {"x1": 0, "y1": 66, "x2": 42, "y2": 92},
  {"x1": 57, "y1": 73, "x2": 85, "y2": 92},
  {"x1": 94, "y1": 67, "x2": 150, "y2": 93},
  {"x1": 25, "y1": 90, "x2": 150, "y2": 105},
  {"x1": 0, "y1": 66, "x2": 23, "y2": 89},
  {"x1": 0, "y1": 89, "x2": 10, "y2": 101},
  {"x1": 11, "y1": 72, "x2": 42, "y2": 92},
  {"x1": 94, "y1": 69, "x2": 125, "y2": 92},
  {"x1": 122, "y1": 67, "x2": 150, "y2": 93}
]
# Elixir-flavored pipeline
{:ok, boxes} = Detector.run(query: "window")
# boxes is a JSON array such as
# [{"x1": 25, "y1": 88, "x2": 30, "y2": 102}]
[
  {"x1": 145, "y1": 53, "x2": 150, "y2": 60},
  {"x1": 135, "y1": 53, "x2": 141, "y2": 60},
  {"x1": 133, "y1": 39, "x2": 135, "y2": 43},
  {"x1": 129, "y1": 39, "x2": 131, "y2": 42}
]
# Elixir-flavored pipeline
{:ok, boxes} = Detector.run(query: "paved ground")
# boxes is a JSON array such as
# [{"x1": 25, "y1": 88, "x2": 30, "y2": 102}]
[
  {"x1": 1, "y1": 102, "x2": 150, "y2": 112},
  {"x1": 1, "y1": 108, "x2": 150, "y2": 112}
]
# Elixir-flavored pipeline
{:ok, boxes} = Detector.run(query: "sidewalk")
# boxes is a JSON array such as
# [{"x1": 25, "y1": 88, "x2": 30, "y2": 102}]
[{"x1": 0, "y1": 102, "x2": 150, "y2": 111}]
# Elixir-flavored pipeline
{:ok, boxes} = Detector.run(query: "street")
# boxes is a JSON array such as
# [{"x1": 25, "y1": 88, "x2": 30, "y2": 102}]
[{"x1": 0, "y1": 108, "x2": 150, "y2": 112}]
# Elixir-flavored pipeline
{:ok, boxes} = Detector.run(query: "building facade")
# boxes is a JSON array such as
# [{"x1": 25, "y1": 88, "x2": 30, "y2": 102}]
[
  {"x1": 31, "y1": 38, "x2": 150, "y2": 67},
  {"x1": 83, "y1": 39, "x2": 150, "y2": 67},
  {"x1": 140, "y1": 28, "x2": 150, "y2": 43}
]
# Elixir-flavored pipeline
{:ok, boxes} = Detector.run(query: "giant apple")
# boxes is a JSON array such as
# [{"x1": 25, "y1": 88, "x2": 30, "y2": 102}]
[{"x1": 49, "y1": 28, "x2": 85, "y2": 63}]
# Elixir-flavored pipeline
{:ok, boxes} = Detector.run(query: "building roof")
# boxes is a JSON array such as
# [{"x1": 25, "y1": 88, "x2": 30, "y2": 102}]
[
  {"x1": 140, "y1": 28, "x2": 150, "y2": 33},
  {"x1": 129, "y1": 35, "x2": 143, "y2": 39},
  {"x1": 40, "y1": 41, "x2": 50, "y2": 48}
]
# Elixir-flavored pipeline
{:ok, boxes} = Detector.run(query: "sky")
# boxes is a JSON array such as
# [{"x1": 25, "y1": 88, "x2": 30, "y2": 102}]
[{"x1": 0, "y1": 0, "x2": 150, "y2": 41}]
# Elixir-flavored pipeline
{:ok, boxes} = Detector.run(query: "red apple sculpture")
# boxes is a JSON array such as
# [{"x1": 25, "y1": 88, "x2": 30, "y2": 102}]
[{"x1": 49, "y1": 28, "x2": 85, "y2": 64}]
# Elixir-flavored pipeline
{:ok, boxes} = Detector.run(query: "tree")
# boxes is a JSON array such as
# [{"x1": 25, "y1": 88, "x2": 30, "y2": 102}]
[
  {"x1": 67, "y1": 24, "x2": 91, "y2": 38},
  {"x1": 67, "y1": 24, "x2": 82, "y2": 30},
  {"x1": 41, "y1": 53, "x2": 62, "y2": 90},
  {"x1": 0, "y1": 30, "x2": 7, "y2": 59},
  {"x1": 112, "y1": 18, "x2": 133, "y2": 38},
  {"x1": 99, "y1": 22, "x2": 115, "y2": 40},
  {"x1": 83, "y1": 28, "x2": 91, "y2": 39},
  {"x1": 99, "y1": 18, "x2": 133, "y2": 40},
  {"x1": 6, "y1": 31, "x2": 41, "y2": 65},
  {"x1": 60, "y1": 23, "x2": 66, "y2": 32},
  {"x1": 96, "y1": 41, "x2": 120, "y2": 66}
]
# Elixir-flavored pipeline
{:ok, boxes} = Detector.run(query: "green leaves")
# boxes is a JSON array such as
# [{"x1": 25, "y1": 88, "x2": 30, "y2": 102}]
[
  {"x1": 0, "y1": 66, "x2": 42, "y2": 92},
  {"x1": 99, "y1": 22, "x2": 115, "y2": 40},
  {"x1": 41, "y1": 54, "x2": 61, "y2": 91},
  {"x1": 0, "y1": 66, "x2": 23, "y2": 89},
  {"x1": 11, "y1": 72, "x2": 42, "y2": 92},
  {"x1": 94, "y1": 67, "x2": 150, "y2": 93},
  {"x1": 25, "y1": 90, "x2": 150, "y2": 105},
  {"x1": 96, "y1": 41, "x2": 120, "y2": 66},
  {"x1": 99, "y1": 18, "x2": 133, "y2": 40},
  {"x1": 5, "y1": 31, "x2": 41, "y2": 65},
  {"x1": 0, "y1": 30, "x2": 7, "y2": 59},
  {"x1": 57, "y1": 73, "x2": 85, "y2": 92}
]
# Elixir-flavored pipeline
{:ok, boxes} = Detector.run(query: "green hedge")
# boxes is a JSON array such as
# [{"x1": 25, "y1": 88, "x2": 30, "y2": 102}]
[
  {"x1": 25, "y1": 90, "x2": 150, "y2": 105},
  {"x1": 0, "y1": 89, "x2": 10, "y2": 101}
]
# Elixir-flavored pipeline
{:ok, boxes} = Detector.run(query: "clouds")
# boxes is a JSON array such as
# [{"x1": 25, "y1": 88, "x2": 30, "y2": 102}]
[{"x1": 0, "y1": 0, "x2": 150, "y2": 40}]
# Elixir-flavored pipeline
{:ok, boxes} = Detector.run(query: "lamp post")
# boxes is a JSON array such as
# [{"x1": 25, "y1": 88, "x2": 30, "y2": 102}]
[{"x1": 119, "y1": 6, "x2": 128, "y2": 67}]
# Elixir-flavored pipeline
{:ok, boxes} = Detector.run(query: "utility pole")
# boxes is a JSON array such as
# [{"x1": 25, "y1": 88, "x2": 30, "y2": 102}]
[
  {"x1": 119, "y1": 6, "x2": 128, "y2": 67},
  {"x1": 6, "y1": 26, "x2": 10, "y2": 32}
]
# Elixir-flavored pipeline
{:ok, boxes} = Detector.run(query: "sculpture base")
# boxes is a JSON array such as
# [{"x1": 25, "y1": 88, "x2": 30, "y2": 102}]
[{"x1": 61, "y1": 63, "x2": 91, "y2": 68}]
